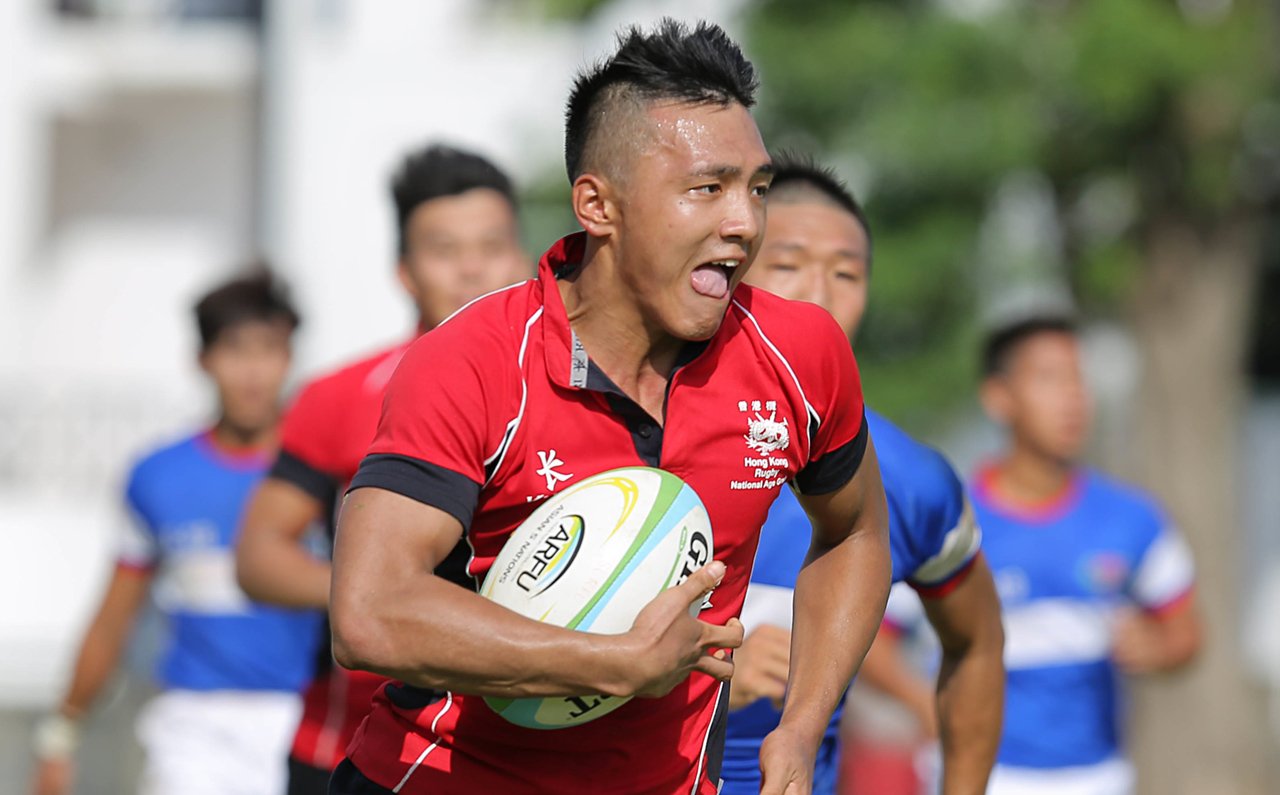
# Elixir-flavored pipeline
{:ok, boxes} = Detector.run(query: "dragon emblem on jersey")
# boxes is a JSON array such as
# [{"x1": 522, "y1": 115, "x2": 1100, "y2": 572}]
[{"x1": 744, "y1": 410, "x2": 790, "y2": 454}]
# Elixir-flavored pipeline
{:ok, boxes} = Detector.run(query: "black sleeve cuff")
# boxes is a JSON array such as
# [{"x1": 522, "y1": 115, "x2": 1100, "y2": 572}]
[
  {"x1": 794, "y1": 411, "x2": 869, "y2": 496},
  {"x1": 347, "y1": 453, "x2": 481, "y2": 530},
  {"x1": 270, "y1": 449, "x2": 338, "y2": 505}
]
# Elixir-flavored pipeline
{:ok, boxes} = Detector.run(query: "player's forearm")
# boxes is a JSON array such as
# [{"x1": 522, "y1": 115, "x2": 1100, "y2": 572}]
[
  {"x1": 235, "y1": 482, "x2": 330, "y2": 608},
  {"x1": 61, "y1": 610, "x2": 131, "y2": 715},
  {"x1": 236, "y1": 532, "x2": 330, "y2": 609},
  {"x1": 780, "y1": 528, "x2": 891, "y2": 743},
  {"x1": 331, "y1": 573, "x2": 633, "y2": 698},
  {"x1": 935, "y1": 622, "x2": 1004, "y2": 795},
  {"x1": 61, "y1": 569, "x2": 150, "y2": 716}
]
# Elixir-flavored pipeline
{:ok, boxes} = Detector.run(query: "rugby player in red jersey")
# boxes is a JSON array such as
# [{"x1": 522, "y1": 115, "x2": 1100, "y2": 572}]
[
  {"x1": 328, "y1": 20, "x2": 892, "y2": 795},
  {"x1": 234, "y1": 145, "x2": 527, "y2": 795}
]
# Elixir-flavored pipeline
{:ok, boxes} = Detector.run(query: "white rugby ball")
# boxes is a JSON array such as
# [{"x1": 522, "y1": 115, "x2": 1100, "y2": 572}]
[{"x1": 480, "y1": 466, "x2": 713, "y2": 730}]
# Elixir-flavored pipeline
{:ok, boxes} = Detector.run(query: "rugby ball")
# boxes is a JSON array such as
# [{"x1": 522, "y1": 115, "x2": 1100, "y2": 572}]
[{"x1": 479, "y1": 466, "x2": 713, "y2": 729}]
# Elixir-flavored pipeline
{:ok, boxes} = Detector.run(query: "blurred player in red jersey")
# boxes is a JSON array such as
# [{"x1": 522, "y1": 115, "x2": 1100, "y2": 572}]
[
  {"x1": 327, "y1": 20, "x2": 890, "y2": 795},
  {"x1": 234, "y1": 145, "x2": 528, "y2": 795}
]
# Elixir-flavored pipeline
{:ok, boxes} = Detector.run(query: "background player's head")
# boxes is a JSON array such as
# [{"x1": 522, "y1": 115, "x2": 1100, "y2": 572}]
[
  {"x1": 744, "y1": 154, "x2": 872, "y2": 341},
  {"x1": 392, "y1": 144, "x2": 528, "y2": 329},
  {"x1": 564, "y1": 18, "x2": 771, "y2": 341},
  {"x1": 195, "y1": 270, "x2": 300, "y2": 438},
  {"x1": 980, "y1": 316, "x2": 1093, "y2": 465}
]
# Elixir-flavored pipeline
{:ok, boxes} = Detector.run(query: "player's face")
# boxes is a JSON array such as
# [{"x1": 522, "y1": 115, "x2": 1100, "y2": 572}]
[
  {"x1": 746, "y1": 201, "x2": 869, "y2": 341},
  {"x1": 399, "y1": 188, "x2": 528, "y2": 328},
  {"x1": 614, "y1": 101, "x2": 772, "y2": 341},
  {"x1": 988, "y1": 332, "x2": 1093, "y2": 462},
  {"x1": 200, "y1": 320, "x2": 292, "y2": 435}
]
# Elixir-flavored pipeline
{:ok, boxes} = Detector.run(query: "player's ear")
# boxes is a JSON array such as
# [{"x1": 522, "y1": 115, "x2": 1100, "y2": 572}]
[
  {"x1": 396, "y1": 261, "x2": 422, "y2": 302},
  {"x1": 572, "y1": 173, "x2": 617, "y2": 238},
  {"x1": 979, "y1": 376, "x2": 1012, "y2": 424}
]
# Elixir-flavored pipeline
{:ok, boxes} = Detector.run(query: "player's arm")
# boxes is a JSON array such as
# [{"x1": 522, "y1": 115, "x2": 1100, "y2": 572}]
[
  {"x1": 856, "y1": 620, "x2": 938, "y2": 737},
  {"x1": 235, "y1": 476, "x2": 331, "y2": 608},
  {"x1": 760, "y1": 439, "x2": 891, "y2": 795},
  {"x1": 726, "y1": 623, "x2": 791, "y2": 711},
  {"x1": 920, "y1": 554, "x2": 1005, "y2": 795},
  {"x1": 30, "y1": 565, "x2": 152, "y2": 795},
  {"x1": 1114, "y1": 524, "x2": 1202, "y2": 674},
  {"x1": 330, "y1": 486, "x2": 741, "y2": 699},
  {"x1": 1113, "y1": 593, "x2": 1201, "y2": 673}
]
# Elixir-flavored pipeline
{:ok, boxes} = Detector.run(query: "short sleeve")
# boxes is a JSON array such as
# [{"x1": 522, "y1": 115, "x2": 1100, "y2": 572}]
[
  {"x1": 275, "y1": 379, "x2": 345, "y2": 494},
  {"x1": 116, "y1": 470, "x2": 158, "y2": 571},
  {"x1": 1129, "y1": 523, "x2": 1195, "y2": 614},
  {"x1": 909, "y1": 497, "x2": 983, "y2": 598},
  {"x1": 791, "y1": 307, "x2": 867, "y2": 496},
  {"x1": 347, "y1": 319, "x2": 518, "y2": 529}
]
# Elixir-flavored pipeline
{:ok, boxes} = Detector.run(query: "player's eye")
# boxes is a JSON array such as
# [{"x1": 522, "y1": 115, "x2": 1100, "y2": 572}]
[
  {"x1": 835, "y1": 270, "x2": 861, "y2": 283},
  {"x1": 692, "y1": 183, "x2": 721, "y2": 195},
  {"x1": 752, "y1": 183, "x2": 770, "y2": 198},
  {"x1": 768, "y1": 263, "x2": 799, "y2": 273}
]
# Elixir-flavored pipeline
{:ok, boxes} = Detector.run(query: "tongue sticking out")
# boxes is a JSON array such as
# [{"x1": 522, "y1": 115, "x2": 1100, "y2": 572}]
[{"x1": 691, "y1": 265, "x2": 730, "y2": 299}]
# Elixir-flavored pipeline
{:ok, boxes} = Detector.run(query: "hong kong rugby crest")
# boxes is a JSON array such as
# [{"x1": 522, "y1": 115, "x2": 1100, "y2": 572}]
[
  {"x1": 739, "y1": 400, "x2": 790, "y2": 454},
  {"x1": 731, "y1": 400, "x2": 792, "y2": 492}
]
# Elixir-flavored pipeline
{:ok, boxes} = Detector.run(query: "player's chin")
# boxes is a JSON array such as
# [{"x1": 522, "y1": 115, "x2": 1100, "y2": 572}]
[
  {"x1": 674, "y1": 314, "x2": 726, "y2": 342},
  {"x1": 670, "y1": 299, "x2": 732, "y2": 342}
]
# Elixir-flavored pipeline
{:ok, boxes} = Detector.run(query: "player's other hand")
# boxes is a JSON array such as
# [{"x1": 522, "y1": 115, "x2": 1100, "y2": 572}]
[
  {"x1": 726, "y1": 624, "x2": 791, "y2": 711},
  {"x1": 30, "y1": 757, "x2": 73, "y2": 795},
  {"x1": 759, "y1": 724, "x2": 817, "y2": 795},
  {"x1": 623, "y1": 561, "x2": 744, "y2": 698}
]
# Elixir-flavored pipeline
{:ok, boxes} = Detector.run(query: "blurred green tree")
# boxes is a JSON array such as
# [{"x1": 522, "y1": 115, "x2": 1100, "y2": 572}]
[{"x1": 746, "y1": 2, "x2": 1277, "y2": 792}]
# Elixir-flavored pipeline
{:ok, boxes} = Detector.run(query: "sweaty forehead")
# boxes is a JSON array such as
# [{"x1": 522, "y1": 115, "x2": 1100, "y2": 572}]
[{"x1": 644, "y1": 100, "x2": 767, "y2": 171}]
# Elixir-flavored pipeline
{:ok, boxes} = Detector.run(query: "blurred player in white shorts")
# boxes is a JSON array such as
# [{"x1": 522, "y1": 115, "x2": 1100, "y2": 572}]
[{"x1": 30, "y1": 273, "x2": 323, "y2": 795}]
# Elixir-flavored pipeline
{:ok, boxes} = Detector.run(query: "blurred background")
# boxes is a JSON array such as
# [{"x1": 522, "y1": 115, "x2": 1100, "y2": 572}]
[{"x1": 0, "y1": 0, "x2": 1275, "y2": 792}]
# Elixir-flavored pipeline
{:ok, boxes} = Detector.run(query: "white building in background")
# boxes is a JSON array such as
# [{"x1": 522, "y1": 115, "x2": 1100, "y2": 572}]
[{"x1": 0, "y1": 0, "x2": 745, "y2": 711}]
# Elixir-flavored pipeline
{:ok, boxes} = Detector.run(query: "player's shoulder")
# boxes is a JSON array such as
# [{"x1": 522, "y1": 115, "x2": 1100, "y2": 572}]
[
  {"x1": 1080, "y1": 468, "x2": 1167, "y2": 529},
  {"x1": 403, "y1": 279, "x2": 537, "y2": 366},
  {"x1": 293, "y1": 339, "x2": 414, "y2": 403},
  {"x1": 729, "y1": 284, "x2": 851, "y2": 376},
  {"x1": 127, "y1": 431, "x2": 205, "y2": 489},
  {"x1": 869, "y1": 409, "x2": 962, "y2": 498},
  {"x1": 440, "y1": 278, "x2": 537, "y2": 333},
  {"x1": 731, "y1": 284, "x2": 844, "y2": 340}
]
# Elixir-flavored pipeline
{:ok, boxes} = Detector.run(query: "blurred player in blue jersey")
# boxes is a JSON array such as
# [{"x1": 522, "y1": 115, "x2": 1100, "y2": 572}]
[
  {"x1": 722, "y1": 156, "x2": 1005, "y2": 795},
  {"x1": 30, "y1": 272, "x2": 323, "y2": 795},
  {"x1": 975, "y1": 316, "x2": 1201, "y2": 795}
]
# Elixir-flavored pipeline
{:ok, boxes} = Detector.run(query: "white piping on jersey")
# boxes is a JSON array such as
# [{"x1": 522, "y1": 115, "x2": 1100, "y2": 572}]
[
  {"x1": 436, "y1": 280, "x2": 531, "y2": 329},
  {"x1": 482, "y1": 306, "x2": 543, "y2": 478},
  {"x1": 362, "y1": 345, "x2": 409, "y2": 394},
  {"x1": 731, "y1": 299, "x2": 820, "y2": 453},
  {"x1": 312, "y1": 665, "x2": 350, "y2": 768},
  {"x1": 690, "y1": 681, "x2": 727, "y2": 795},
  {"x1": 467, "y1": 306, "x2": 544, "y2": 584},
  {"x1": 392, "y1": 691, "x2": 454, "y2": 792}
]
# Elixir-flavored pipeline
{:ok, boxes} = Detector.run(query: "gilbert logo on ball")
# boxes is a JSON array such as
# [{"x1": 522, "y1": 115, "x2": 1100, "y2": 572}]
[{"x1": 480, "y1": 466, "x2": 714, "y2": 729}]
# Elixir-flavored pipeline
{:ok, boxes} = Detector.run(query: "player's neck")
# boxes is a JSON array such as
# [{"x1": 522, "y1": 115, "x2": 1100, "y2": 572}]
[
  {"x1": 558, "y1": 252, "x2": 683, "y2": 420},
  {"x1": 209, "y1": 419, "x2": 277, "y2": 454},
  {"x1": 991, "y1": 446, "x2": 1076, "y2": 507}
]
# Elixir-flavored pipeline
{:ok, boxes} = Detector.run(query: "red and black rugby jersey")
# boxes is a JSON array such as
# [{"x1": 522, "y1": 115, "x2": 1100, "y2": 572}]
[
  {"x1": 269, "y1": 341, "x2": 411, "y2": 772},
  {"x1": 345, "y1": 232, "x2": 869, "y2": 795}
]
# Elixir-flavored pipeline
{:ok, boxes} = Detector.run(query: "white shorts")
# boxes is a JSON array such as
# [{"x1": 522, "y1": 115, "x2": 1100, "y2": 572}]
[
  {"x1": 987, "y1": 757, "x2": 1134, "y2": 795},
  {"x1": 135, "y1": 689, "x2": 303, "y2": 795}
]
